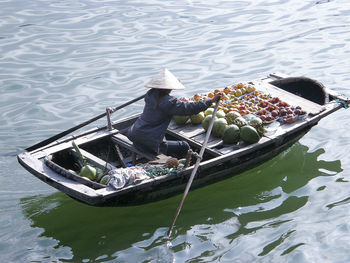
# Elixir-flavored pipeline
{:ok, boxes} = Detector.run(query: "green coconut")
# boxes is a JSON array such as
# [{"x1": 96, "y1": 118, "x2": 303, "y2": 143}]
[
  {"x1": 212, "y1": 118, "x2": 228, "y2": 138},
  {"x1": 249, "y1": 117, "x2": 263, "y2": 128},
  {"x1": 173, "y1": 115, "x2": 189, "y2": 125},
  {"x1": 216, "y1": 110, "x2": 226, "y2": 119},
  {"x1": 80, "y1": 165, "x2": 97, "y2": 181},
  {"x1": 190, "y1": 112, "x2": 205, "y2": 124},
  {"x1": 204, "y1": 107, "x2": 214, "y2": 116},
  {"x1": 222, "y1": 124, "x2": 240, "y2": 144},
  {"x1": 226, "y1": 111, "x2": 241, "y2": 124},
  {"x1": 100, "y1": 175, "x2": 111, "y2": 185},
  {"x1": 202, "y1": 115, "x2": 214, "y2": 131},
  {"x1": 240, "y1": 125, "x2": 260, "y2": 144},
  {"x1": 95, "y1": 168, "x2": 104, "y2": 182},
  {"x1": 233, "y1": 116, "x2": 248, "y2": 127}
]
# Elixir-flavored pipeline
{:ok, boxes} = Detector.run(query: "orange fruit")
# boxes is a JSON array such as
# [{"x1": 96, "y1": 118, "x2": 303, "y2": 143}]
[
  {"x1": 246, "y1": 85, "x2": 255, "y2": 93},
  {"x1": 193, "y1": 93, "x2": 201, "y2": 101},
  {"x1": 222, "y1": 94, "x2": 229, "y2": 101},
  {"x1": 234, "y1": 89, "x2": 242, "y2": 97},
  {"x1": 223, "y1": 87, "x2": 232, "y2": 94},
  {"x1": 236, "y1": 83, "x2": 244, "y2": 89}
]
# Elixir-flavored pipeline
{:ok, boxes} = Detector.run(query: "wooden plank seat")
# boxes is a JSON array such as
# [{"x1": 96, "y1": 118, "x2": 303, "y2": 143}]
[
  {"x1": 168, "y1": 121, "x2": 206, "y2": 138},
  {"x1": 111, "y1": 133, "x2": 160, "y2": 165}
]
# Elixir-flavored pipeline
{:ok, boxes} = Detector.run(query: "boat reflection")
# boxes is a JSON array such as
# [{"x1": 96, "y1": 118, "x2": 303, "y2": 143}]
[{"x1": 20, "y1": 142, "x2": 342, "y2": 260}]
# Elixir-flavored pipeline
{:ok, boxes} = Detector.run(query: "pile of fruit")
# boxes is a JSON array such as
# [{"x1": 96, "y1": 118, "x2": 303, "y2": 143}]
[{"x1": 173, "y1": 82, "x2": 308, "y2": 145}]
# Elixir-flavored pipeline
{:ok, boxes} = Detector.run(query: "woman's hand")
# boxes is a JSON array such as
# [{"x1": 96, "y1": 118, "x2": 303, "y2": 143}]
[{"x1": 211, "y1": 92, "x2": 224, "y2": 102}]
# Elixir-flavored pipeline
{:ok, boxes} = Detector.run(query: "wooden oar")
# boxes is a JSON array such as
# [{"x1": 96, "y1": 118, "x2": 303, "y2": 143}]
[
  {"x1": 167, "y1": 99, "x2": 220, "y2": 238},
  {"x1": 25, "y1": 94, "x2": 146, "y2": 152}
]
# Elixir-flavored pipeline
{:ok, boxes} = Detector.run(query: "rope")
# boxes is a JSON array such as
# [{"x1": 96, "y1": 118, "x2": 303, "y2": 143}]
[{"x1": 335, "y1": 99, "x2": 348, "y2": 109}]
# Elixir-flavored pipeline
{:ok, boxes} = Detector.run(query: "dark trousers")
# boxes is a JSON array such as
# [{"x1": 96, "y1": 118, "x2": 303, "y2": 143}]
[{"x1": 161, "y1": 140, "x2": 190, "y2": 159}]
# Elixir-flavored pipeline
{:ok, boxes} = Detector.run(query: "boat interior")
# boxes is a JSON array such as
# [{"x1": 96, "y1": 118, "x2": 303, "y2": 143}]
[{"x1": 44, "y1": 74, "x2": 331, "y2": 190}]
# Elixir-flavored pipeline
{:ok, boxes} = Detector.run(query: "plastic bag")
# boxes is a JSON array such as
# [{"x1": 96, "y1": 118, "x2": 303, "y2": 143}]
[{"x1": 107, "y1": 167, "x2": 150, "y2": 190}]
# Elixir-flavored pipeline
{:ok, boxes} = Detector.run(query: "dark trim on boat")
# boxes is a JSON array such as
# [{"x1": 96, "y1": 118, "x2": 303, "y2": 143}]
[{"x1": 17, "y1": 73, "x2": 350, "y2": 206}]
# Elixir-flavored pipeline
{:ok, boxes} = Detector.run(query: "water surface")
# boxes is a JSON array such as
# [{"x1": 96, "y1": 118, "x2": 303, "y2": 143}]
[{"x1": 1, "y1": 0, "x2": 350, "y2": 262}]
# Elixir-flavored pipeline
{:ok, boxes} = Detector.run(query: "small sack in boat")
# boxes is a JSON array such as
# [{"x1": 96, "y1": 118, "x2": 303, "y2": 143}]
[
  {"x1": 123, "y1": 166, "x2": 149, "y2": 184},
  {"x1": 107, "y1": 167, "x2": 149, "y2": 189},
  {"x1": 107, "y1": 169, "x2": 127, "y2": 190}
]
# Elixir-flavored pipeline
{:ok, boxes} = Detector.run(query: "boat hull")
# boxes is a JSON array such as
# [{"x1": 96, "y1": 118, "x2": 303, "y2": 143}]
[
  {"x1": 17, "y1": 73, "x2": 348, "y2": 206},
  {"x1": 98, "y1": 127, "x2": 311, "y2": 206},
  {"x1": 18, "y1": 124, "x2": 312, "y2": 206}
]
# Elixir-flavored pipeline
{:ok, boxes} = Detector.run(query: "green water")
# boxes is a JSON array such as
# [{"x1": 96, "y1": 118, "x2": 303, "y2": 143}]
[{"x1": 1, "y1": 0, "x2": 350, "y2": 262}]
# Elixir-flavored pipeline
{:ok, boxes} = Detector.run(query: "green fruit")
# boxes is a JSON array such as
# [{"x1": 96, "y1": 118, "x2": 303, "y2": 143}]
[
  {"x1": 204, "y1": 108, "x2": 214, "y2": 116},
  {"x1": 80, "y1": 165, "x2": 97, "y2": 181},
  {"x1": 202, "y1": 115, "x2": 214, "y2": 131},
  {"x1": 249, "y1": 117, "x2": 263, "y2": 127},
  {"x1": 100, "y1": 175, "x2": 110, "y2": 185},
  {"x1": 95, "y1": 168, "x2": 104, "y2": 182},
  {"x1": 212, "y1": 118, "x2": 228, "y2": 138},
  {"x1": 240, "y1": 125, "x2": 260, "y2": 144},
  {"x1": 233, "y1": 116, "x2": 248, "y2": 127},
  {"x1": 190, "y1": 112, "x2": 205, "y2": 124},
  {"x1": 68, "y1": 169, "x2": 78, "y2": 176},
  {"x1": 226, "y1": 111, "x2": 241, "y2": 124},
  {"x1": 178, "y1": 158, "x2": 186, "y2": 165},
  {"x1": 173, "y1": 115, "x2": 189, "y2": 125},
  {"x1": 216, "y1": 110, "x2": 226, "y2": 118},
  {"x1": 222, "y1": 124, "x2": 240, "y2": 144},
  {"x1": 257, "y1": 125, "x2": 266, "y2": 135}
]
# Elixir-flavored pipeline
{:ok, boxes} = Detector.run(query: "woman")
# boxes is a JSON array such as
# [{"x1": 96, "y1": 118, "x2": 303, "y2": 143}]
[{"x1": 126, "y1": 69, "x2": 222, "y2": 158}]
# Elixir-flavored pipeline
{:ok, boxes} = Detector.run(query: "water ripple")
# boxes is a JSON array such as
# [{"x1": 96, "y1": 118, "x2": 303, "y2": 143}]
[{"x1": 1, "y1": 0, "x2": 350, "y2": 262}]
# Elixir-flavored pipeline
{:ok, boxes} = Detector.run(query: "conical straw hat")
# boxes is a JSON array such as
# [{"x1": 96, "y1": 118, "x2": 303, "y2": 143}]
[{"x1": 144, "y1": 68, "x2": 185, "y2": 90}]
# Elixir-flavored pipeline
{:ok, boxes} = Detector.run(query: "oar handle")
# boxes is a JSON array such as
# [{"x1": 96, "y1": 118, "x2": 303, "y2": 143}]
[
  {"x1": 26, "y1": 94, "x2": 146, "y2": 152},
  {"x1": 167, "y1": 99, "x2": 220, "y2": 238}
]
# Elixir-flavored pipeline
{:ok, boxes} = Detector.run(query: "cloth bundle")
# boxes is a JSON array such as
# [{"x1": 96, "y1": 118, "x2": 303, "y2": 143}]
[{"x1": 107, "y1": 166, "x2": 149, "y2": 190}]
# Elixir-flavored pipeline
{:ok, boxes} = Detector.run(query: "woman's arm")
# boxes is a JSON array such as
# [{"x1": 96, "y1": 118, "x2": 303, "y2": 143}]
[{"x1": 161, "y1": 93, "x2": 223, "y2": 116}]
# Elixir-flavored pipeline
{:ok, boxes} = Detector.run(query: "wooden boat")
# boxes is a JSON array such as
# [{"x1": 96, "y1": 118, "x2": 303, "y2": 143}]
[{"x1": 17, "y1": 73, "x2": 349, "y2": 206}]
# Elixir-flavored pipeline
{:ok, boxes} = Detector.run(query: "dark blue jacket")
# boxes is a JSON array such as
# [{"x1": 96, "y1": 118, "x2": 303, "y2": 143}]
[{"x1": 127, "y1": 89, "x2": 212, "y2": 154}]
